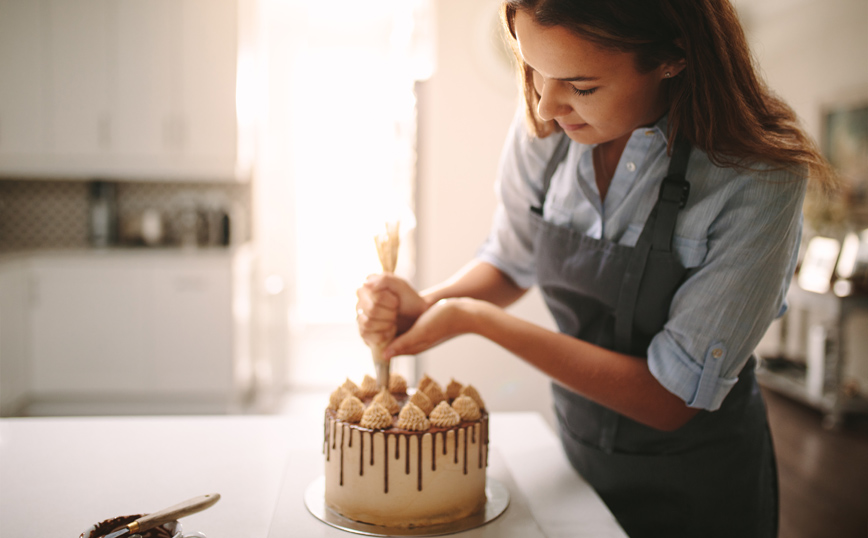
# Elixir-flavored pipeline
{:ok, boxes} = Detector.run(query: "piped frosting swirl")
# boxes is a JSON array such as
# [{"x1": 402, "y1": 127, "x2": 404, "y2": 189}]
[
  {"x1": 360, "y1": 402, "x2": 393, "y2": 430},
  {"x1": 397, "y1": 402, "x2": 431, "y2": 431},
  {"x1": 358, "y1": 374, "x2": 379, "y2": 398},
  {"x1": 429, "y1": 401, "x2": 461, "y2": 428},
  {"x1": 328, "y1": 387, "x2": 348, "y2": 411},
  {"x1": 337, "y1": 395, "x2": 365, "y2": 423},
  {"x1": 459, "y1": 384, "x2": 485, "y2": 410},
  {"x1": 422, "y1": 382, "x2": 447, "y2": 406},
  {"x1": 445, "y1": 379, "x2": 463, "y2": 400},
  {"x1": 388, "y1": 373, "x2": 408, "y2": 395},
  {"x1": 452, "y1": 395, "x2": 481, "y2": 421},
  {"x1": 372, "y1": 387, "x2": 400, "y2": 415},
  {"x1": 409, "y1": 390, "x2": 433, "y2": 416},
  {"x1": 341, "y1": 378, "x2": 361, "y2": 398}
]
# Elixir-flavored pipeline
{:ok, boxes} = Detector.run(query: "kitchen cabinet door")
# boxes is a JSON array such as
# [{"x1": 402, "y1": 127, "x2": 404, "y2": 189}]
[
  {"x1": 180, "y1": 0, "x2": 240, "y2": 176},
  {"x1": 149, "y1": 260, "x2": 235, "y2": 397},
  {"x1": 0, "y1": 0, "x2": 48, "y2": 162},
  {"x1": 0, "y1": 0, "x2": 250, "y2": 181},
  {"x1": 45, "y1": 0, "x2": 113, "y2": 158},
  {"x1": 28, "y1": 258, "x2": 151, "y2": 397},
  {"x1": 0, "y1": 260, "x2": 31, "y2": 416},
  {"x1": 113, "y1": 0, "x2": 179, "y2": 161}
]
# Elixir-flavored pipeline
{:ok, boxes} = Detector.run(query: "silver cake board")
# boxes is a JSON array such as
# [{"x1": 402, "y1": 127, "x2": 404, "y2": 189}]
[
  {"x1": 267, "y1": 448, "x2": 546, "y2": 537},
  {"x1": 304, "y1": 476, "x2": 508, "y2": 537}
]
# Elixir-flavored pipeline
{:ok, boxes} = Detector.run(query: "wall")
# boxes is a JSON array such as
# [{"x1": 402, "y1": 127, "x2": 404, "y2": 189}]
[
  {"x1": 416, "y1": 0, "x2": 868, "y2": 426},
  {"x1": 736, "y1": 0, "x2": 868, "y2": 391},
  {"x1": 416, "y1": 0, "x2": 558, "y2": 425},
  {"x1": 0, "y1": 179, "x2": 251, "y2": 252}
]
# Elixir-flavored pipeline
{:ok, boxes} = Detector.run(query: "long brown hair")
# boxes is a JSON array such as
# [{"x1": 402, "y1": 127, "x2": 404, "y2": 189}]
[{"x1": 501, "y1": 0, "x2": 836, "y2": 189}]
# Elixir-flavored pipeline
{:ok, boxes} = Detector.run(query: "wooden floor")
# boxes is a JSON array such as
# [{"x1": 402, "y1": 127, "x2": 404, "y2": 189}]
[{"x1": 762, "y1": 387, "x2": 868, "y2": 538}]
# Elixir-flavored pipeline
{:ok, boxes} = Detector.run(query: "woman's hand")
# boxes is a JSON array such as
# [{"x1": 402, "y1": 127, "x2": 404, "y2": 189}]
[
  {"x1": 383, "y1": 298, "x2": 481, "y2": 360},
  {"x1": 355, "y1": 273, "x2": 430, "y2": 350}
]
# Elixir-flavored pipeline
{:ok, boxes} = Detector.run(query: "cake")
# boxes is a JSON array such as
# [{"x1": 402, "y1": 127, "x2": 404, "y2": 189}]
[{"x1": 323, "y1": 373, "x2": 489, "y2": 528}]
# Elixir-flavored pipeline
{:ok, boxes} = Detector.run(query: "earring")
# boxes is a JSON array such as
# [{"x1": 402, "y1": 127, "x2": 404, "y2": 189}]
[{"x1": 664, "y1": 72, "x2": 672, "y2": 78}]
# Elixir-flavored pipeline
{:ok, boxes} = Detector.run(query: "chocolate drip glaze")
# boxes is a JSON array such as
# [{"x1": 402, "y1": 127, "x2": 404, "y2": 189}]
[
  {"x1": 454, "y1": 428, "x2": 459, "y2": 463},
  {"x1": 326, "y1": 412, "x2": 489, "y2": 494},
  {"x1": 431, "y1": 432, "x2": 437, "y2": 471},
  {"x1": 332, "y1": 420, "x2": 338, "y2": 450},
  {"x1": 417, "y1": 434, "x2": 423, "y2": 491},
  {"x1": 463, "y1": 427, "x2": 468, "y2": 475},
  {"x1": 323, "y1": 413, "x2": 330, "y2": 460},
  {"x1": 340, "y1": 424, "x2": 345, "y2": 486},
  {"x1": 384, "y1": 433, "x2": 390, "y2": 493},
  {"x1": 481, "y1": 420, "x2": 487, "y2": 468}
]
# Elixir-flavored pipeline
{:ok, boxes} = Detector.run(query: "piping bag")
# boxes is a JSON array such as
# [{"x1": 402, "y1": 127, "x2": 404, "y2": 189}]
[{"x1": 371, "y1": 221, "x2": 400, "y2": 389}]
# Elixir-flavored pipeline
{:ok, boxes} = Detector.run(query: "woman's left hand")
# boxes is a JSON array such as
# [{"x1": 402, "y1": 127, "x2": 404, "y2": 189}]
[{"x1": 383, "y1": 297, "x2": 481, "y2": 360}]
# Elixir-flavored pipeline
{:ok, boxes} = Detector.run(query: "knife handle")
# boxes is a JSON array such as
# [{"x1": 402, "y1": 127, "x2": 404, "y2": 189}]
[{"x1": 128, "y1": 493, "x2": 221, "y2": 534}]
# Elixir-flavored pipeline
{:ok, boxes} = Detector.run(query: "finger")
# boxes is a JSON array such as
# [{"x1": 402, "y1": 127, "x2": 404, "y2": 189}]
[
  {"x1": 357, "y1": 287, "x2": 399, "y2": 311},
  {"x1": 363, "y1": 330, "x2": 397, "y2": 349},
  {"x1": 383, "y1": 327, "x2": 431, "y2": 361},
  {"x1": 358, "y1": 317, "x2": 397, "y2": 334}
]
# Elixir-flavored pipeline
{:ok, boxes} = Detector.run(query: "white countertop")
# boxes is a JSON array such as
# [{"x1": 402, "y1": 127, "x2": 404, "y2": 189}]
[{"x1": 0, "y1": 412, "x2": 626, "y2": 537}]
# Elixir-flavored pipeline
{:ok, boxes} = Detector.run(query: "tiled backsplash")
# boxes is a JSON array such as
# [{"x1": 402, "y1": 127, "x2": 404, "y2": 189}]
[{"x1": 0, "y1": 179, "x2": 251, "y2": 252}]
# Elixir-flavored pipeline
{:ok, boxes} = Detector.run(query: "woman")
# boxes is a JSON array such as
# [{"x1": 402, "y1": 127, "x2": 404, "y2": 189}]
[{"x1": 356, "y1": 1, "x2": 835, "y2": 536}]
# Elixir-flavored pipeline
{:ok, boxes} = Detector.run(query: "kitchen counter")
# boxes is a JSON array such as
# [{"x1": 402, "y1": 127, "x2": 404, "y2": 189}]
[
  {"x1": 0, "y1": 244, "x2": 250, "y2": 264},
  {"x1": 0, "y1": 412, "x2": 627, "y2": 537}
]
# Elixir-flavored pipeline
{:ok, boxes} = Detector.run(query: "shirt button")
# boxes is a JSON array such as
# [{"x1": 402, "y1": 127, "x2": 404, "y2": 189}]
[
  {"x1": 626, "y1": 162, "x2": 636, "y2": 172},
  {"x1": 712, "y1": 348, "x2": 724, "y2": 359}
]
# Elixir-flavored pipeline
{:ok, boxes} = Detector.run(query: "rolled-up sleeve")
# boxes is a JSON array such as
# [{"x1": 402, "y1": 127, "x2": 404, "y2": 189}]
[{"x1": 648, "y1": 168, "x2": 807, "y2": 410}]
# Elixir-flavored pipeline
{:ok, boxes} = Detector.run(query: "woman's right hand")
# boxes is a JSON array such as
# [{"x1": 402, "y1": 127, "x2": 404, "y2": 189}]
[{"x1": 355, "y1": 274, "x2": 430, "y2": 350}]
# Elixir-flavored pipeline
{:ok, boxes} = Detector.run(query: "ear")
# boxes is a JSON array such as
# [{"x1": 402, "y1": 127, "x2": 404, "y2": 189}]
[{"x1": 661, "y1": 58, "x2": 687, "y2": 79}]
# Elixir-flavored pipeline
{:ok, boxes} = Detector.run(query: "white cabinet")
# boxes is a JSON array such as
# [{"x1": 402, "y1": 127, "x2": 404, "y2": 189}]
[
  {"x1": 0, "y1": 0, "x2": 252, "y2": 181},
  {"x1": 28, "y1": 257, "x2": 152, "y2": 396},
  {"x1": 0, "y1": 248, "x2": 253, "y2": 416},
  {"x1": 0, "y1": 0, "x2": 48, "y2": 158},
  {"x1": 0, "y1": 259, "x2": 31, "y2": 416}
]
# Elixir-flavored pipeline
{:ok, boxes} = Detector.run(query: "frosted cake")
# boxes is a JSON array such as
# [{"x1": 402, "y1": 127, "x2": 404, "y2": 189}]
[{"x1": 323, "y1": 374, "x2": 489, "y2": 528}]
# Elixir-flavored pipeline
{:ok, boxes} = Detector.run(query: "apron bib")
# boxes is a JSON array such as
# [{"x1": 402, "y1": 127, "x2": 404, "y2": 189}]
[{"x1": 530, "y1": 135, "x2": 778, "y2": 538}]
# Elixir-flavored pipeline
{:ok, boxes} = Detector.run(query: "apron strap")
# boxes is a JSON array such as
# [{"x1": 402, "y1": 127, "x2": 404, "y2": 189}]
[
  {"x1": 614, "y1": 138, "x2": 692, "y2": 354},
  {"x1": 531, "y1": 133, "x2": 571, "y2": 215},
  {"x1": 651, "y1": 137, "x2": 691, "y2": 252}
]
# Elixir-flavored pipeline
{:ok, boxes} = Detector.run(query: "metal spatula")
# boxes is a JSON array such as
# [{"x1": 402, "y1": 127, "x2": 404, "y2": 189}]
[{"x1": 104, "y1": 493, "x2": 220, "y2": 538}]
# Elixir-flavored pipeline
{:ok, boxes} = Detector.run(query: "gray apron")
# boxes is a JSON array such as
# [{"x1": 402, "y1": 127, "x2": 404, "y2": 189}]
[{"x1": 530, "y1": 135, "x2": 779, "y2": 538}]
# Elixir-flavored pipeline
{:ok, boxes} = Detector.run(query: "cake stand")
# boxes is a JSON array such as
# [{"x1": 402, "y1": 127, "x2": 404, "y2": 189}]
[{"x1": 303, "y1": 476, "x2": 510, "y2": 537}]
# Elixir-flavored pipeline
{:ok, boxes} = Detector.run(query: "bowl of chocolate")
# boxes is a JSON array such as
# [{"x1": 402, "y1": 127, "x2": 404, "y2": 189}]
[{"x1": 79, "y1": 514, "x2": 205, "y2": 538}]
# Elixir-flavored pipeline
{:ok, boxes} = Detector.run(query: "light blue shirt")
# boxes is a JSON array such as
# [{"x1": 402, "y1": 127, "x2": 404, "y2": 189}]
[{"x1": 477, "y1": 110, "x2": 807, "y2": 411}]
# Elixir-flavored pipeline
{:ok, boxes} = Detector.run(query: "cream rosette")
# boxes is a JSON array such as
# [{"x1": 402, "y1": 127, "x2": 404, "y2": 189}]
[
  {"x1": 422, "y1": 382, "x2": 447, "y2": 406},
  {"x1": 341, "y1": 378, "x2": 361, "y2": 398},
  {"x1": 429, "y1": 401, "x2": 461, "y2": 428},
  {"x1": 409, "y1": 390, "x2": 434, "y2": 416},
  {"x1": 397, "y1": 402, "x2": 431, "y2": 431},
  {"x1": 360, "y1": 402, "x2": 393, "y2": 430},
  {"x1": 417, "y1": 374, "x2": 435, "y2": 393},
  {"x1": 388, "y1": 373, "x2": 408, "y2": 395},
  {"x1": 372, "y1": 387, "x2": 400, "y2": 415},
  {"x1": 358, "y1": 374, "x2": 379, "y2": 399},
  {"x1": 459, "y1": 384, "x2": 485, "y2": 410},
  {"x1": 452, "y1": 395, "x2": 482, "y2": 421},
  {"x1": 445, "y1": 379, "x2": 463, "y2": 401},
  {"x1": 328, "y1": 387, "x2": 348, "y2": 411},
  {"x1": 337, "y1": 395, "x2": 365, "y2": 423}
]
